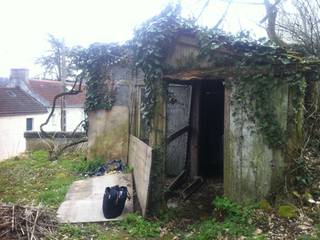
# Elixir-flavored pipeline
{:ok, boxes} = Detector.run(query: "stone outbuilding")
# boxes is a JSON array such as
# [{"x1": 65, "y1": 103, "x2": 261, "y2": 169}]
[{"x1": 86, "y1": 31, "x2": 319, "y2": 216}]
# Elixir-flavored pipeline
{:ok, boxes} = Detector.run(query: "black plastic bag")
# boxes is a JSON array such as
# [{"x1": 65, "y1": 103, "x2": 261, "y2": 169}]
[{"x1": 102, "y1": 185, "x2": 129, "y2": 219}]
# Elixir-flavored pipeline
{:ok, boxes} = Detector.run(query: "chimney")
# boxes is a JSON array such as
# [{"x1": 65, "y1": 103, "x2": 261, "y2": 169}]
[{"x1": 9, "y1": 68, "x2": 29, "y2": 88}]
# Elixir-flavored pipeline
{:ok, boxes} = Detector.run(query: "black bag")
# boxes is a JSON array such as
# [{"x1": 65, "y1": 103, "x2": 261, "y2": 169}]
[{"x1": 102, "y1": 185, "x2": 129, "y2": 219}]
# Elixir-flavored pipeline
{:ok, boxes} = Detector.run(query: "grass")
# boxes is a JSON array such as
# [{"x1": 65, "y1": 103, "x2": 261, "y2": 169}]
[
  {"x1": 187, "y1": 197, "x2": 264, "y2": 240},
  {"x1": 0, "y1": 150, "x2": 93, "y2": 207},
  {"x1": 121, "y1": 213, "x2": 161, "y2": 238},
  {"x1": 0, "y1": 152, "x2": 263, "y2": 239},
  {"x1": 49, "y1": 223, "x2": 132, "y2": 240},
  {"x1": 2, "y1": 151, "x2": 314, "y2": 239}
]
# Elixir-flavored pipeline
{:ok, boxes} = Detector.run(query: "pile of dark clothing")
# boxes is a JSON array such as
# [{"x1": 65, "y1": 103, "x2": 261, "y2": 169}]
[{"x1": 88, "y1": 159, "x2": 126, "y2": 177}]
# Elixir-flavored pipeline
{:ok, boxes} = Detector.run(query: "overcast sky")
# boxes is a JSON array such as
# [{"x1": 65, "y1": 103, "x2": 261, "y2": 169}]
[{"x1": 0, "y1": 0, "x2": 267, "y2": 78}]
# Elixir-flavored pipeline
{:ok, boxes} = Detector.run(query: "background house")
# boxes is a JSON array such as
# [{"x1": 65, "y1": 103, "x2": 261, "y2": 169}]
[
  {"x1": 28, "y1": 79, "x2": 86, "y2": 132},
  {"x1": 9, "y1": 68, "x2": 86, "y2": 132},
  {"x1": 0, "y1": 87, "x2": 47, "y2": 161},
  {"x1": 0, "y1": 68, "x2": 86, "y2": 161}
]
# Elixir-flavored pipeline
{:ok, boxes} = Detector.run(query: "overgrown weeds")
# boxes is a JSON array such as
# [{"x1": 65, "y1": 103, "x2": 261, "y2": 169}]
[
  {"x1": 121, "y1": 213, "x2": 161, "y2": 238},
  {"x1": 188, "y1": 197, "x2": 262, "y2": 240}
]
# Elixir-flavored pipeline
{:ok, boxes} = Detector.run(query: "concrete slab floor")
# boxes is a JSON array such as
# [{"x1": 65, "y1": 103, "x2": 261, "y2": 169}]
[{"x1": 57, "y1": 173, "x2": 133, "y2": 223}]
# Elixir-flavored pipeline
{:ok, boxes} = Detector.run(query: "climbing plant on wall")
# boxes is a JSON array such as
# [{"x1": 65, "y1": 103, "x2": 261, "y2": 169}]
[
  {"x1": 75, "y1": 3, "x2": 319, "y2": 149},
  {"x1": 198, "y1": 31, "x2": 312, "y2": 148},
  {"x1": 132, "y1": 4, "x2": 196, "y2": 128},
  {"x1": 131, "y1": 5, "x2": 319, "y2": 149},
  {"x1": 73, "y1": 43, "x2": 127, "y2": 113}
]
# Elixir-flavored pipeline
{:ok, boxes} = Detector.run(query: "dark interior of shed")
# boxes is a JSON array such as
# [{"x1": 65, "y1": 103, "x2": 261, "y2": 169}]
[
  {"x1": 165, "y1": 79, "x2": 225, "y2": 206},
  {"x1": 198, "y1": 80, "x2": 224, "y2": 179}
]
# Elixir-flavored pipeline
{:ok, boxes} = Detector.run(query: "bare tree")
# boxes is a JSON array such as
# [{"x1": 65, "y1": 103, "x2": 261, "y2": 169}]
[
  {"x1": 195, "y1": 0, "x2": 234, "y2": 29},
  {"x1": 262, "y1": 0, "x2": 286, "y2": 46},
  {"x1": 276, "y1": 0, "x2": 320, "y2": 56},
  {"x1": 39, "y1": 76, "x2": 87, "y2": 161},
  {"x1": 37, "y1": 35, "x2": 87, "y2": 160},
  {"x1": 36, "y1": 34, "x2": 74, "y2": 81}
]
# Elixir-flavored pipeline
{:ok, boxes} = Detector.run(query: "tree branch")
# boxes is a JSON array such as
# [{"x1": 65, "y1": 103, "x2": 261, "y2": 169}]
[
  {"x1": 40, "y1": 77, "x2": 83, "y2": 136},
  {"x1": 213, "y1": 0, "x2": 233, "y2": 29},
  {"x1": 262, "y1": 0, "x2": 286, "y2": 46}
]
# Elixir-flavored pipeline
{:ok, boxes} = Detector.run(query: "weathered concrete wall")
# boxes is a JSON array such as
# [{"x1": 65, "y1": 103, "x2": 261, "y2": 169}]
[
  {"x1": 86, "y1": 66, "x2": 137, "y2": 162},
  {"x1": 128, "y1": 135, "x2": 152, "y2": 216},
  {"x1": 225, "y1": 85, "x2": 288, "y2": 202},
  {"x1": 87, "y1": 106, "x2": 129, "y2": 161},
  {"x1": 25, "y1": 131, "x2": 87, "y2": 152}
]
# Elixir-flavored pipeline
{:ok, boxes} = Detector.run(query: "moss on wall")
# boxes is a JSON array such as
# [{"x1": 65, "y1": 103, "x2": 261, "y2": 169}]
[
  {"x1": 226, "y1": 84, "x2": 288, "y2": 202},
  {"x1": 87, "y1": 107, "x2": 129, "y2": 162}
]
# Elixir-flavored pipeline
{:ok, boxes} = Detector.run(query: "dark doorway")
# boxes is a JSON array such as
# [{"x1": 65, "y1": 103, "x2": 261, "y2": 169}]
[{"x1": 199, "y1": 80, "x2": 224, "y2": 178}]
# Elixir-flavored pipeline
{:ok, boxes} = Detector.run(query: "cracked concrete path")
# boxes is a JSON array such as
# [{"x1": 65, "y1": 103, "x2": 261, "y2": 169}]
[{"x1": 57, "y1": 173, "x2": 133, "y2": 223}]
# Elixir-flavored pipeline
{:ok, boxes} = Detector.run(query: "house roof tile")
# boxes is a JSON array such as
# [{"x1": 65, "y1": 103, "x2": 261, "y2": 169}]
[
  {"x1": 28, "y1": 79, "x2": 85, "y2": 107},
  {"x1": 0, "y1": 87, "x2": 47, "y2": 117}
]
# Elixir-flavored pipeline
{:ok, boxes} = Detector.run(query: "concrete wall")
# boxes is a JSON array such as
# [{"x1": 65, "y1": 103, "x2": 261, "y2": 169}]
[
  {"x1": 224, "y1": 85, "x2": 288, "y2": 202},
  {"x1": 0, "y1": 113, "x2": 47, "y2": 161},
  {"x1": 87, "y1": 106, "x2": 129, "y2": 161},
  {"x1": 87, "y1": 70, "x2": 132, "y2": 162}
]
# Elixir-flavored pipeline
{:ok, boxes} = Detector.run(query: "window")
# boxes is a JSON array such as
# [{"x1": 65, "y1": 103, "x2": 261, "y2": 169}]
[{"x1": 26, "y1": 118, "x2": 33, "y2": 131}]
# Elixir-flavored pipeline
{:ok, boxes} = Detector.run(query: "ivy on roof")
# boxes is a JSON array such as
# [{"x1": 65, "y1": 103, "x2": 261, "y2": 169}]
[
  {"x1": 130, "y1": 4, "x2": 320, "y2": 148},
  {"x1": 75, "y1": 3, "x2": 320, "y2": 149}
]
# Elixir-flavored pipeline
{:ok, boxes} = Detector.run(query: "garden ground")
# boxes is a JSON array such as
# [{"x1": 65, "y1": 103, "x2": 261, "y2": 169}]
[{"x1": 0, "y1": 151, "x2": 319, "y2": 239}]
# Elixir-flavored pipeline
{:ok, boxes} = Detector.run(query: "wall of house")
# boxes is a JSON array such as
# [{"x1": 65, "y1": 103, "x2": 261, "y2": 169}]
[
  {"x1": 66, "y1": 108, "x2": 85, "y2": 132},
  {"x1": 0, "y1": 113, "x2": 47, "y2": 161},
  {"x1": 0, "y1": 107, "x2": 85, "y2": 161},
  {"x1": 41, "y1": 107, "x2": 85, "y2": 132},
  {"x1": 224, "y1": 85, "x2": 288, "y2": 202}
]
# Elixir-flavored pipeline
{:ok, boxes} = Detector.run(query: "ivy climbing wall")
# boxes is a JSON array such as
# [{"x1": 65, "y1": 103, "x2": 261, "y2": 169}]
[{"x1": 225, "y1": 84, "x2": 289, "y2": 202}]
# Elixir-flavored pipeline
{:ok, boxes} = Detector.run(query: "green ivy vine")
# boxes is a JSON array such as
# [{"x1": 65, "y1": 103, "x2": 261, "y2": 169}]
[
  {"x1": 131, "y1": 5, "x2": 318, "y2": 149},
  {"x1": 198, "y1": 30, "x2": 312, "y2": 148},
  {"x1": 132, "y1": 4, "x2": 196, "y2": 128},
  {"x1": 73, "y1": 43, "x2": 127, "y2": 113},
  {"x1": 75, "y1": 4, "x2": 319, "y2": 149}
]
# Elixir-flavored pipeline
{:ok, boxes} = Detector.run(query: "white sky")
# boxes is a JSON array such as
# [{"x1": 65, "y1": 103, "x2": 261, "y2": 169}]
[{"x1": 0, "y1": 0, "x2": 267, "y2": 78}]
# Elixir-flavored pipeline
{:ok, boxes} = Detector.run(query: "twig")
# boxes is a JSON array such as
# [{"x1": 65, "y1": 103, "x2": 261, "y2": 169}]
[
  {"x1": 12, "y1": 205, "x2": 15, "y2": 231},
  {"x1": 0, "y1": 230, "x2": 11, "y2": 238},
  {"x1": 196, "y1": 0, "x2": 210, "y2": 21},
  {"x1": 40, "y1": 77, "x2": 83, "y2": 135},
  {"x1": 213, "y1": 0, "x2": 233, "y2": 29},
  {"x1": 30, "y1": 209, "x2": 40, "y2": 240}
]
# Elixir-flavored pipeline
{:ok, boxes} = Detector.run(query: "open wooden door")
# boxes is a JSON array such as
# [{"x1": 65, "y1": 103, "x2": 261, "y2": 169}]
[{"x1": 166, "y1": 83, "x2": 192, "y2": 176}]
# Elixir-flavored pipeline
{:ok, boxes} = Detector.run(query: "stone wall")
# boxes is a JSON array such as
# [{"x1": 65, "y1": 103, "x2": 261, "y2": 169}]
[{"x1": 24, "y1": 131, "x2": 87, "y2": 152}]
